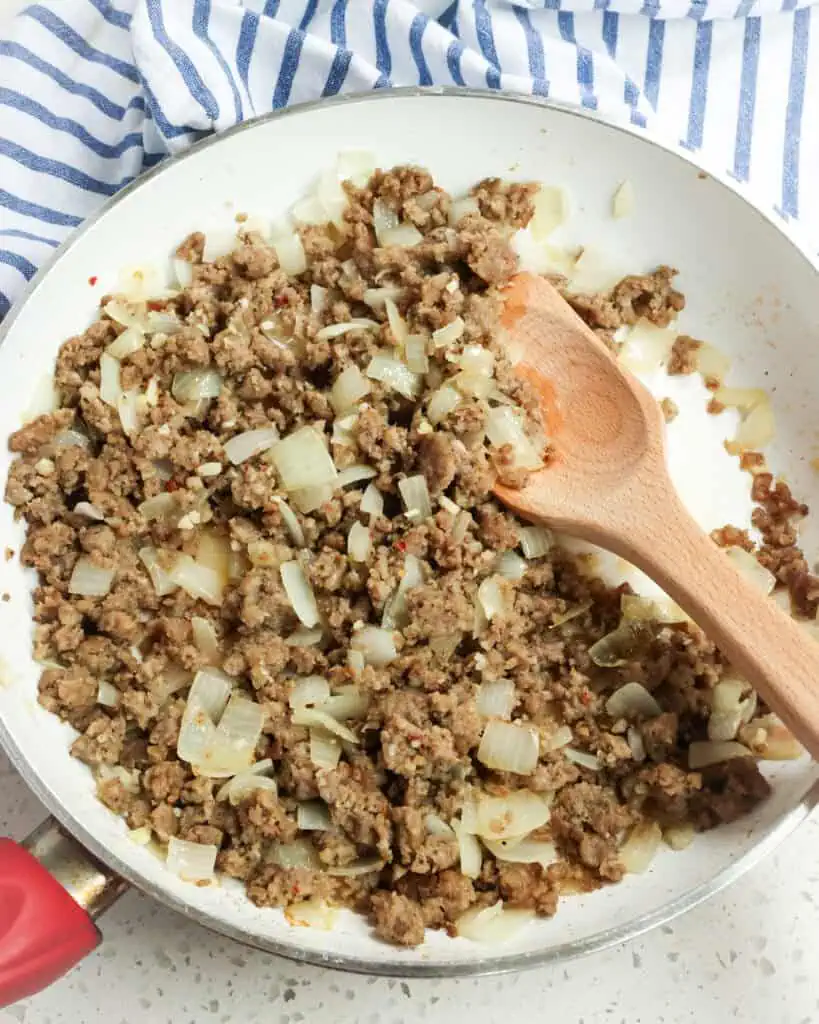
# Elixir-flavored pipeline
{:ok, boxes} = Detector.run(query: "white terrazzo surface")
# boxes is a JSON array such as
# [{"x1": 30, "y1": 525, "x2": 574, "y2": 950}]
[{"x1": 2, "y1": 748, "x2": 818, "y2": 1024}]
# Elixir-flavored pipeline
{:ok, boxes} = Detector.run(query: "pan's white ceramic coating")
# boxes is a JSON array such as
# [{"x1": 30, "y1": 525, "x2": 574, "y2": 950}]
[{"x1": 1, "y1": 90, "x2": 818, "y2": 977}]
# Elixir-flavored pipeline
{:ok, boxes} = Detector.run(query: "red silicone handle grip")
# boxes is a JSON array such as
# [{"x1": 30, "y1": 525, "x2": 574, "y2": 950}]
[{"x1": 0, "y1": 838, "x2": 99, "y2": 1007}]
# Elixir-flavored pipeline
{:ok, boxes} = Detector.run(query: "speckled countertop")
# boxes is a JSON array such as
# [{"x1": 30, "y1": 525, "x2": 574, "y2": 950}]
[{"x1": 2, "y1": 746, "x2": 817, "y2": 1024}]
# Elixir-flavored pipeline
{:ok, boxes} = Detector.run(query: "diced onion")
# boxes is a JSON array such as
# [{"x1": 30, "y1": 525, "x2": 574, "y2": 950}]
[
  {"x1": 477, "y1": 576, "x2": 510, "y2": 622},
  {"x1": 451, "y1": 371, "x2": 494, "y2": 399},
  {"x1": 280, "y1": 560, "x2": 320, "y2": 628},
  {"x1": 272, "y1": 496, "x2": 305, "y2": 547},
  {"x1": 309, "y1": 728, "x2": 342, "y2": 769},
  {"x1": 620, "y1": 594, "x2": 687, "y2": 624},
  {"x1": 605, "y1": 682, "x2": 662, "y2": 720},
  {"x1": 563, "y1": 747, "x2": 601, "y2": 771},
  {"x1": 453, "y1": 820, "x2": 483, "y2": 878},
  {"x1": 332, "y1": 412, "x2": 358, "y2": 446},
  {"x1": 117, "y1": 389, "x2": 140, "y2": 436},
  {"x1": 398, "y1": 474, "x2": 432, "y2": 520},
  {"x1": 544, "y1": 724, "x2": 573, "y2": 751},
  {"x1": 456, "y1": 901, "x2": 535, "y2": 943},
  {"x1": 269, "y1": 426, "x2": 338, "y2": 492},
  {"x1": 725, "y1": 546, "x2": 775, "y2": 595},
  {"x1": 166, "y1": 837, "x2": 217, "y2": 883},
  {"x1": 216, "y1": 769, "x2": 277, "y2": 805},
  {"x1": 297, "y1": 800, "x2": 332, "y2": 831},
  {"x1": 448, "y1": 196, "x2": 480, "y2": 225},
  {"x1": 462, "y1": 791, "x2": 551, "y2": 840},
  {"x1": 138, "y1": 546, "x2": 177, "y2": 597},
  {"x1": 54, "y1": 428, "x2": 91, "y2": 449},
  {"x1": 325, "y1": 856, "x2": 384, "y2": 877},
  {"x1": 519, "y1": 526, "x2": 552, "y2": 559},
  {"x1": 291, "y1": 194, "x2": 327, "y2": 225},
  {"x1": 618, "y1": 821, "x2": 662, "y2": 874},
  {"x1": 485, "y1": 406, "x2": 543, "y2": 469},
  {"x1": 310, "y1": 284, "x2": 328, "y2": 314},
  {"x1": 363, "y1": 285, "x2": 404, "y2": 309},
  {"x1": 372, "y1": 200, "x2": 399, "y2": 244},
  {"x1": 290, "y1": 484, "x2": 334, "y2": 514},
  {"x1": 174, "y1": 258, "x2": 194, "y2": 288},
  {"x1": 427, "y1": 385, "x2": 461, "y2": 425},
  {"x1": 128, "y1": 825, "x2": 153, "y2": 846},
  {"x1": 330, "y1": 364, "x2": 371, "y2": 415},
  {"x1": 350, "y1": 625, "x2": 397, "y2": 666},
  {"x1": 483, "y1": 836, "x2": 558, "y2": 868},
  {"x1": 73, "y1": 501, "x2": 105, "y2": 521},
  {"x1": 348, "y1": 521, "x2": 371, "y2": 562},
  {"x1": 337, "y1": 464, "x2": 378, "y2": 488},
  {"x1": 379, "y1": 223, "x2": 424, "y2": 247},
  {"x1": 272, "y1": 839, "x2": 320, "y2": 870},
  {"x1": 103, "y1": 299, "x2": 145, "y2": 329},
  {"x1": 381, "y1": 554, "x2": 423, "y2": 629},
  {"x1": 168, "y1": 553, "x2": 224, "y2": 606},
  {"x1": 405, "y1": 335, "x2": 429, "y2": 373},
  {"x1": 177, "y1": 670, "x2": 231, "y2": 767},
  {"x1": 384, "y1": 297, "x2": 408, "y2": 345},
  {"x1": 476, "y1": 679, "x2": 516, "y2": 720},
  {"x1": 99, "y1": 352, "x2": 121, "y2": 407},
  {"x1": 663, "y1": 822, "x2": 695, "y2": 851},
  {"x1": 531, "y1": 185, "x2": 567, "y2": 241},
  {"x1": 688, "y1": 740, "x2": 753, "y2": 770},
  {"x1": 627, "y1": 726, "x2": 646, "y2": 762},
  {"x1": 97, "y1": 680, "x2": 119, "y2": 707},
  {"x1": 315, "y1": 318, "x2": 379, "y2": 341},
  {"x1": 612, "y1": 180, "x2": 634, "y2": 219},
  {"x1": 272, "y1": 229, "x2": 307, "y2": 276},
  {"x1": 477, "y1": 720, "x2": 539, "y2": 775},
  {"x1": 191, "y1": 616, "x2": 220, "y2": 663},
  {"x1": 224, "y1": 426, "x2": 280, "y2": 466},
  {"x1": 292, "y1": 706, "x2": 358, "y2": 743},
  {"x1": 425, "y1": 814, "x2": 455, "y2": 838},
  {"x1": 172, "y1": 369, "x2": 222, "y2": 403},
  {"x1": 694, "y1": 342, "x2": 731, "y2": 382},
  {"x1": 138, "y1": 492, "x2": 176, "y2": 521},
  {"x1": 289, "y1": 675, "x2": 331, "y2": 709},
  {"x1": 495, "y1": 551, "x2": 526, "y2": 581},
  {"x1": 588, "y1": 621, "x2": 653, "y2": 668},
  {"x1": 286, "y1": 899, "x2": 338, "y2": 930},
  {"x1": 459, "y1": 345, "x2": 495, "y2": 377},
  {"x1": 360, "y1": 483, "x2": 384, "y2": 519},
  {"x1": 286, "y1": 627, "x2": 323, "y2": 647},
  {"x1": 432, "y1": 317, "x2": 465, "y2": 349},
  {"x1": 107, "y1": 326, "x2": 144, "y2": 360},
  {"x1": 69, "y1": 557, "x2": 115, "y2": 597},
  {"x1": 197, "y1": 693, "x2": 264, "y2": 776},
  {"x1": 366, "y1": 353, "x2": 422, "y2": 400}
]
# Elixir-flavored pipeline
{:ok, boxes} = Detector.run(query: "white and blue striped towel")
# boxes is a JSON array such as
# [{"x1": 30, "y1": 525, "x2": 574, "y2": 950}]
[{"x1": 0, "y1": 0, "x2": 815, "y2": 318}]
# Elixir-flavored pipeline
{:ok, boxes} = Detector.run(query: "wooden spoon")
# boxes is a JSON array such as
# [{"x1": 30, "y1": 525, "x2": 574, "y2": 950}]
[{"x1": 494, "y1": 271, "x2": 819, "y2": 759}]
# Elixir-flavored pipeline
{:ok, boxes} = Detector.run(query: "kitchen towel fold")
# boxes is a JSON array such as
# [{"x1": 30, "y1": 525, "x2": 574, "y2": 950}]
[{"x1": 0, "y1": 0, "x2": 815, "y2": 316}]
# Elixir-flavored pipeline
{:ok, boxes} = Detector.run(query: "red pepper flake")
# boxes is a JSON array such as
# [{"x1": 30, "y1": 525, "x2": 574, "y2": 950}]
[
  {"x1": 274, "y1": 294, "x2": 289, "y2": 308},
  {"x1": 147, "y1": 299, "x2": 166, "y2": 312},
  {"x1": 88, "y1": 275, "x2": 98, "y2": 286},
  {"x1": 292, "y1": 884, "x2": 301, "y2": 896},
  {"x1": 581, "y1": 690, "x2": 592, "y2": 705},
  {"x1": 395, "y1": 540, "x2": 407, "y2": 552},
  {"x1": 165, "y1": 479, "x2": 180, "y2": 493}
]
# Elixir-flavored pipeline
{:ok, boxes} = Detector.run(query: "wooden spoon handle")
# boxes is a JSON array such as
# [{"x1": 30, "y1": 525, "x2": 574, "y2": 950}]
[{"x1": 596, "y1": 486, "x2": 819, "y2": 759}]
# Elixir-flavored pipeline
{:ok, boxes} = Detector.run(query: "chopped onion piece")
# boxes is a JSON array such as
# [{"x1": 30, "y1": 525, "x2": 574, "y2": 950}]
[
  {"x1": 323, "y1": 688, "x2": 369, "y2": 720},
  {"x1": 280, "y1": 560, "x2": 320, "y2": 628},
  {"x1": 97, "y1": 680, "x2": 119, "y2": 707},
  {"x1": 168, "y1": 554, "x2": 224, "y2": 606},
  {"x1": 292, "y1": 706, "x2": 358, "y2": 743},
  {"x1": 309, "y1": 728, "x2": 342, "y2": 769},
  {"x1": 315, "y1": 318, "x2": 379, "y2": 341},
  {"x1": 495, "y1": 551, "x2": 526, "y2": 581},
  {"x1": 398, "y1": 474, "x2": 432, "y2": 520},
  {"x1": 138, "y1": 546, "x2": 177, "y2": 597},
  {"x1": 404, "y1": 335, "x2": 429, "y2": 373},
  {"x1": 138, "y1": 492, "x2": 176, "y2": 521},
  {"x1": 191, "y1": 616, "x2": 220, "y2": 663},
  {"x1": 453, "y1": 820, "x2": 483, "y2": 878},
  {"x1": 216, "y1": 771, "x2": 277, "y2": 806},
  {"x1": 384, "y1": 297, "x2": 408, "y2": 344},
  {"x1": 360, "y1": 483, "x2": 384, "y2": 519},
  {"x1": 620, "y1": 594, "x2": 687, "y2": 624},
  {"x1": 297, "y1": 800, "x2": 332, "y2": 831},
  {"x1": 224, "y1": 426, "x2": 280, "y2": 466},
  {"x1": 545, "y1": 724, "x2": 574, "y2": 751},
  {"x1": 363, "y1": 285, "x2": 404, "y2": 309},
  {"x1": 69, "y1": 557, "x2": 115, "y2": 597},
  {"x1": 589, "y1": 621, "x2": 653, "y2": 668},
  {"x1": 379, "y1": 223, "x2": 424, "y2": 247},
  {"x1": 272, "y1": 496, "x2": 305, "y2": 548},
  {"x1": 269, "y1": 426, "x2": 338, "y2": 492},
  {"x1": 325, "y1": 856, "x2": 384, "y2": 877},
  {"x1": 286, "y1": 899, "x2": 338, "y2": 930},
  {"x1": 145, "y1": 311, "x2": 183, "y2": 335},
  {"x1": 197, "y1": 693, "x2": 264, "y2": 776},
  {"x1": 372, "y1": 199, "x2": 399, "y2": 244},
  {"x1": 663, "y1": 822, "x2": 695, "y2": 851},
  {"x1": 619, "y1": 822, "x2": 662, "y2": 874},
  {"x1": 128, "y1": 825, "x2": 153, "y2": 846},
  {"x1": 172, "y1": 369, "x2": 222, "y2": 403},
  {"x1": 381, "y1": 554, "x2": 423, "y2": 629},
  {"x1": 54, "y1": 428, "x2": 91, "y2": 449},
  {"x1": 477, "y1": 720, "x2": 539, "y2": 775},
  {"x1": 289, "y1": 675, "x2": 331, "y2": 709},
  {"x1": 99, "y1": 352, "x2": 121, "y2": 407},
  {"x1": 103, "y1": 299, "x2": 145, "y2": 329},
  {"x1": 427, "y1": 385, "x2": 461, "y2": 425},
  {"x1": 432, "y1": 317, "x2": 465, "y2": 349},
  {"x1": 291, "y1": 194, "x2": 327, "y2": 225},
  {"x1": 612, "y1": 180, "x2": 634, "y2": 219},
  {"x1": 166, "y1": 837, "x2": 217, "y2": 883},
  {"x1": 462, "y1": 791, "x2": 551, "y2": 840},
  {"x1": 290, "y1": 484, "x2": 335, "y2": 514},
  {"x1": 483, "y1": 837, "x2": 558, "y2": 868},
  {"x1": 330, "y1": 364, "x2": 371, "y2": 415},
  {"x1": 459, "y1": 345, "x2": 495, "y2": 377},
  {"x1": 725, "y1": 546, "x2": 775, "y2": 595},
  {"x1": 476, "y1": 679, "x2": 516, "y2": 720},
  {"x1": 456, "y1": 901, "x2": 535, "y2": 943},
  {"x1": 449, "y1": 196, "x2": 480, "y2": 224},
  {"x1": 618, "y1": 323, "x2": 677, "y2": 374},
  {"x1": 519, "y1": 526, "x2": 553, "y2": 559},
  {"x1": 351, "y1": 625, "x2": 398, "y2": 666},
  {"x1": 272, "y1": 229, "x2": 307, "y2": 276},
  {"x1": 310, "y1": 284, "x2": 328, "y2": 314},
  {"x1": 688, "y1": 740, "x2": 753, "y2": 769},
  {"x1": 713, "y1": 386, "x2": 767, "y2": 412},
  {"x1": 107, "y1": 326, "x2": 144, "y2": 360},
  {"x1": 174, "y1": 258, "x2": 193, "y2": 288},
  {"x1": 337, "y1": 464, "x2": 378, "y2": 488},
  {"x1": 366, "y1": 353, "x2": 422, "y2": 399},
  {"x1": 272, "y1": 839, "x2": 320, "y2": 870},
  {"x1": 73, "y1": 501, "x2": 105, "y2": 521},
  {"x1": 531, "y1": 185, "x2": 568, "y2": 240},
  {"x1": 477, "y1": 576, "x2": 511, "y2": 622},
  {"x1": 117, "y1": 389, "x2": 140, "y2": 436},
  {"x1": 627, "y1": 726, "x2": 646, "y2": 762},
  {"x1": 425, "y1": 814, "x2": 455, "y2": 838},
  {"x1": 348, "y1": 521, "x2": 371, "y2": 562},
  {"x1": 485, "y1": 406, "x2": 543, "y2": 469},
  {"x1": 286, "y1": 627, "x2": 323, "y2": 647},
  {"x1": 332, "y1": 412, "x2": 358, "y2": 446},
  {"x1": 695, "y1": 342, "x2": 731, "y2": 382},
  {"x1": 563, "y1": 747, "x2": 601, "y2": 771},
  {"x1": 451, "y1": 371, "x2": 494, "y2": 399},
  {"x1": 605, "y1": 682, "x2": 662, "y2": 720}
]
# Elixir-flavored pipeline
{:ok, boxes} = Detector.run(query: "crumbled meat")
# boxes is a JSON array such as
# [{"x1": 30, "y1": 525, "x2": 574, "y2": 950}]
[{"x1": 668, "y1": 335, "x2": 701, "y2": 375}]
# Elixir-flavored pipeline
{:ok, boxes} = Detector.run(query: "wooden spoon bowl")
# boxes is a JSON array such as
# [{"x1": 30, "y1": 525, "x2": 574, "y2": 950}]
[{"x1": 494, "y1": 272, "x2": 819, "y2": 759}]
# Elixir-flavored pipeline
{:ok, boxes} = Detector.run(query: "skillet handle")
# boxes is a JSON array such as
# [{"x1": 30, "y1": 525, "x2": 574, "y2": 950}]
[{"x1": 0, "y1": 818, "x2": 128, "y2": 1007}]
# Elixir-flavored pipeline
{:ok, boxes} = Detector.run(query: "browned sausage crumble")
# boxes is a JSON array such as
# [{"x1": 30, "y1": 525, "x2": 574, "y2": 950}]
[{"x1": 5, "y1": 165, "x2": 808, "y2": 948}]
